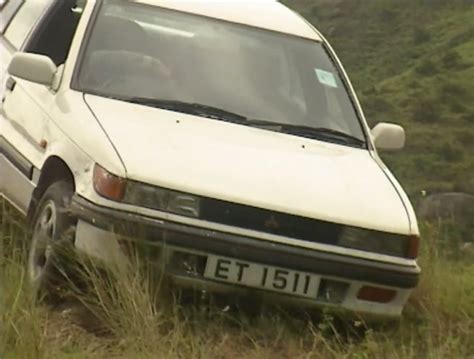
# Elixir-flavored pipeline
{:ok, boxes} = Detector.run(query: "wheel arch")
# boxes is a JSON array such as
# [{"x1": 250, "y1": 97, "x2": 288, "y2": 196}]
[{"x1": 27, "y1": 155, "x2": 76, "y2": 223}]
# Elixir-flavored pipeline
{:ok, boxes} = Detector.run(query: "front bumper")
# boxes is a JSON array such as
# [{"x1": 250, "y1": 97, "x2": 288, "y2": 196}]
[{"x1": 70, "y1": 195, "x2": 420, "y2": 317}]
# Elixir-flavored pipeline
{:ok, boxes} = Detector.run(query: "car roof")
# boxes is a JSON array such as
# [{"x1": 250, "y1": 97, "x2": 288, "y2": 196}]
[{"x1": 132, "y1": 0, "x2": 322, "y2": 41}]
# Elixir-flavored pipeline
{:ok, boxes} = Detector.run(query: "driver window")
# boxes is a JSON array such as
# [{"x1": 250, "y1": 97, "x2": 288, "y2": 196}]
[
  {"x1": 23, "y1": 0, "x2": 84, "y2": 66},
  {"x1": 3, "y1": 0, "x2": 51, "y2": 49}
]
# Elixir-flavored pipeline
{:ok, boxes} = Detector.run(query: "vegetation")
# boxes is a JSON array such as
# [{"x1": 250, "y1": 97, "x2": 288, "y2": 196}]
[{"x1": 285, "y1": 0, "x2": 474, "y2": 199}]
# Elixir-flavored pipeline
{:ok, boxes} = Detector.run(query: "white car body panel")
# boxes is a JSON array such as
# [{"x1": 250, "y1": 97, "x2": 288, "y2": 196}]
[
  {"x1": 376, "y1": 157, "x2": 419, "y2": 234},
  {"x1": 84, "y1": 94, "x2": 411, "y2": 235}
]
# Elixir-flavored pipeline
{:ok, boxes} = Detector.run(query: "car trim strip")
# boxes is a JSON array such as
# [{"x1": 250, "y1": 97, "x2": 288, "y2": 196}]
[
  {"x1": 0, "y1": 135, "x2": 33, "y2": 179},
  {"x1": 0, "y1": 154, "x2": 34, "y2": 214}
]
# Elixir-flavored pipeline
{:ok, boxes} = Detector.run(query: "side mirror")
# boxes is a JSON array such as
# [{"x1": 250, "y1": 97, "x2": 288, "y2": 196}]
[
  {"x1": 371, "y1": 123, "x2": 405, "y2": 151},
  {"x1": 8, "y1": 53, "x2": 57, "y2": 87}
]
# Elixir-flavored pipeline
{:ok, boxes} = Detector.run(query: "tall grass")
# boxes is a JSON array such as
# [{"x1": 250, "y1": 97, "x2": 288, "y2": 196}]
[
  {"x1": 0, "y1": 201, "x2": 45, "y2": 358},
  {"x1": 1, "y1": 200, "x2": 473, "y2": 358}
]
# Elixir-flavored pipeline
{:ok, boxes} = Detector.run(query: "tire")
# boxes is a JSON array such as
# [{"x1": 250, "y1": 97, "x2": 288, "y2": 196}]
[{"x1": 28, "y1": 180, "x2": 76, "y2": 301}]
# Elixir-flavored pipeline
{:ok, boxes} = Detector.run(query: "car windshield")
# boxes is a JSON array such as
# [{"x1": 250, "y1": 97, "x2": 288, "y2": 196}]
[{"x1": 76, "y1": 1, "x2": 366, "y2": 145}]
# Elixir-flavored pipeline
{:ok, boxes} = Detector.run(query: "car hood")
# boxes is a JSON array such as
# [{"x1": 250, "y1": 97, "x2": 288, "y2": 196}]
[{"x1": 85, "y1": 95, "x2": 410, "y2": 234}]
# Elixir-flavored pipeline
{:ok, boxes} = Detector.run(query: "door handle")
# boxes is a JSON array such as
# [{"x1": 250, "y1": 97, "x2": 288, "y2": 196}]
[
  {"x1": 2, "y1": 77, "x2": 15, "y2": 104},
  {"x1": 6, "y1": 77, "x2": 16, "y2": 91}
]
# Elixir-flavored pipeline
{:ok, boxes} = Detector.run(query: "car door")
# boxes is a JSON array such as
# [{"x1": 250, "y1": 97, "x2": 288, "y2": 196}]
[
  {"x1": 0, "y1": 0, "x2": 82, "y2": 213},
  {"x1": 0, "y1": 0, "x2": 53, "y2": 212}
]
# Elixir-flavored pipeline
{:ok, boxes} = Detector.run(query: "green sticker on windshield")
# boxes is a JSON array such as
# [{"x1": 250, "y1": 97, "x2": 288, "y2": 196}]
[{"x1": 315, "y1": 69, "x2": 338, "y2": 88}]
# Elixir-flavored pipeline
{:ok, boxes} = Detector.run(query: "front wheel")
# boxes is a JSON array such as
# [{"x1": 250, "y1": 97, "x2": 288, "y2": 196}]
[{"x1": 28, "y1": 181, "x2": 76, "y2": 300}]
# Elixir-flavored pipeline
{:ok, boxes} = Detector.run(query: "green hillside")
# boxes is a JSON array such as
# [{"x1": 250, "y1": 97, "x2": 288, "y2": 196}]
[{"x1": 284, "y1": 0, "x2": 474, "y2": 198}]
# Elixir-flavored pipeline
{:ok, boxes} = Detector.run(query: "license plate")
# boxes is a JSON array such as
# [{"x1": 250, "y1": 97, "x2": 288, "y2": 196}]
[{"x1": 204, "y1": 255, "x2": 320, "y2": 299}]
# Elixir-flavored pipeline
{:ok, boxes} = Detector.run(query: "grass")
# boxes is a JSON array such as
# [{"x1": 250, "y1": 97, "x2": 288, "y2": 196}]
[{"x1": 1, "y1": 200, "x2": 473, "y2": 358}]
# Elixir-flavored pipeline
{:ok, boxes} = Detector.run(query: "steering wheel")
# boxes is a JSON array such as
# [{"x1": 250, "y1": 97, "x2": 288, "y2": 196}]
[
  {"x1": 96, "y1": 75, "x2": 132, "y2": 93},
  {"x1": 86, "y1": 50, "x2": 174, "y2": 95}
]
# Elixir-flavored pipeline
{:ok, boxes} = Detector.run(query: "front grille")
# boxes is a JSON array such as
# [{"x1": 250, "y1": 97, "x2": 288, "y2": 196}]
[{"x1": 200, "y1": 198, "x2": 343, "y2": 245}]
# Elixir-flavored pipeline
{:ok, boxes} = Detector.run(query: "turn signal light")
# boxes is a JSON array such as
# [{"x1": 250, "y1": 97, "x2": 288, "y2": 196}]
[
  {"x1": 93, "y1": 164, "x2": 127, "y2": 201},
  {"x1": 357, "y1": 286, "x2": 397, "y2": 303}
]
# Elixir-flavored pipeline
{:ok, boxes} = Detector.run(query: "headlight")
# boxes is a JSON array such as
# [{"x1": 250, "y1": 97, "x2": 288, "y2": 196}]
[
  {"x1": 123, "y1": 181, "x2": 200, "y2": 217},
  {"x1": 93, "y1": 164, "x2": 200, "y2": 217},
  {"x1": 338, "y1": 227, "x2": 419, "y2": 258}
]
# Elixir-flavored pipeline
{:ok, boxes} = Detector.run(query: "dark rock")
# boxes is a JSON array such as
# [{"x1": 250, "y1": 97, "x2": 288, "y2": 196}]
[
  {"x1": 418, "y1": 192, "x2": 474, "y2": 242},
  {"x1": 418, "y1": 192, "x2": 474, "y2": 220}
]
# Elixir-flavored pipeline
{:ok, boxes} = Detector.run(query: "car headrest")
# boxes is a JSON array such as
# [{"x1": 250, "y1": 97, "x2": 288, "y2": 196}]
[{"x1": 89, "y1": 15, "x2": 148, "y2": 54}]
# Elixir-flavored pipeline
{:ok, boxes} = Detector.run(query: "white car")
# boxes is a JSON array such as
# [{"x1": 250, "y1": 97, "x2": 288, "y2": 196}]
[{"x1": 0, "y1": 0, "x2": 420, "y2": 318}]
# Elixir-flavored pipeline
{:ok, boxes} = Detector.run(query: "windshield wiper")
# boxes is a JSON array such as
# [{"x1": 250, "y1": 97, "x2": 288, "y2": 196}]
[
  {"x1": 120, "y1": 97, "x2": 248, "y2": 123},
  {"x1": 244, "y1": 121, "x2": 366, "y2": 147},
  {"x1": 285, "y1": 125, "x2": 366, "y2": 147}
]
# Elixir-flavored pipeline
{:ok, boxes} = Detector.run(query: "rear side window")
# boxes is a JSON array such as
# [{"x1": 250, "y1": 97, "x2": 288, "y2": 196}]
[
  {"x1": 0, "y1": 0, "x2": 22, "y2": 34},
  {"x1": 3, "y1": 0, "x2": 51, "y2": 49}
]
